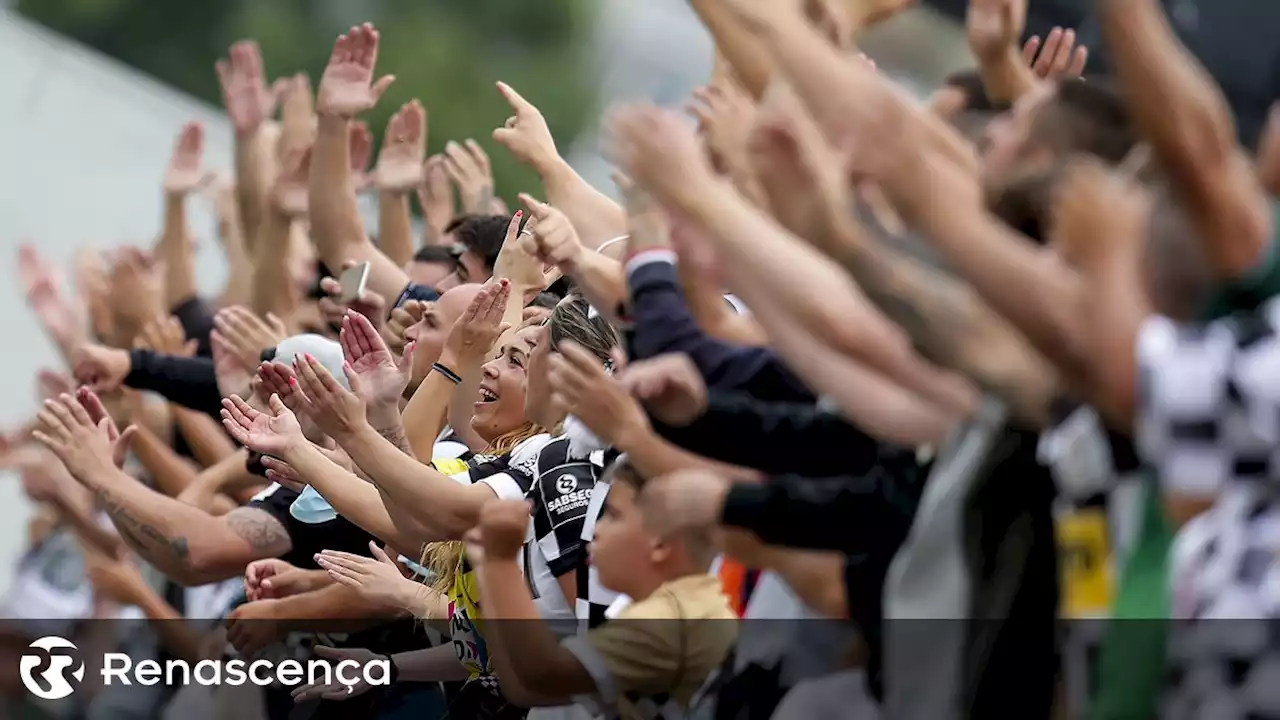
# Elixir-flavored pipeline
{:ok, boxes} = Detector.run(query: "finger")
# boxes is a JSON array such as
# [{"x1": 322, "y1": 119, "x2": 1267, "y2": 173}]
[
  {"x1": 321, "y1": 565, "x2": 363, "y2": 588},
  {"x1": 312, "y1": 645, "x2": 350, "y2": 661},
  {"x1": 1021, "y1": 36, "x2": 1041, "y2": 65},
  {"x1": 221, "y1": 415, "x2": 249, "y2": 444},
  {"x1": 268, "y1": 393, "x2": 289, "y2": 416},
  {"x1": 314, "y1": 551, "x2": 368, "y2": 572},
  {"x1": 43, "y1": 399, "x2": 77, "y2": 436},
  {"x1": 464, "y1": 139, "x2": 490, "y2": 172},
  {"x1": 347, "y1": 310, "x2": 380, "y2": 356},
  {"x1": 77, "y1": 387, "x2": 109, "y2": 425},
  {"x1": 293, "y1": 354, "x2": 326, "y2": 398},
  {"x1": 371, "y1": 75, "x2": 396, "y2": 102},
  {"x1": 1067, "y1": 46, "x2": 1088, "y2": 77},
  {"x1": 558, "y1": 340, "x2": 605, "y2": 376},
  {"x1": 307, "y1": 355, "x2": 344, "y2": 394},
  {"x1": 495, "y1": 81, "x2": 535, "y2": 117},
  {"x1": 1036, "y1": 27, "x2": 1063, "y2": 74},
  {"x1": 369, "y1": 542, "x2": 395, "y2": 565},
  {"x1": 222, "y1": 396, "x2": 254, "y2": 428},
  {"x1": 59, "y1": 393, "x2": 92, "y2": 428},
  {"x1": 1050, "y1": 29, "x2": 1076, "y2": 76},
  {"x1": 517, "y1": 193, "x2": 552, "y2": 221}
]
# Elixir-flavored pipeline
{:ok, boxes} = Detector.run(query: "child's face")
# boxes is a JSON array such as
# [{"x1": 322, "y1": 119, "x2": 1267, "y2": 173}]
[{"x1": 589, "y1": 483, "x2": 655, "y2": 595}]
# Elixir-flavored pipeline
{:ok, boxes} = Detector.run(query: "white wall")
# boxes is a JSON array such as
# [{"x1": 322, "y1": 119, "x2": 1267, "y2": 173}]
[{"x1": 0, "y1": 10, "x2": 235, "y2": 595}]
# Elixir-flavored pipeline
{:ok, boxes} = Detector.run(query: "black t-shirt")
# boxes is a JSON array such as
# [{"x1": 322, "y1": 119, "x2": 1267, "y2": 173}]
[{"x1": 247, "y1": 484, "x2": 377, "y2": 569}]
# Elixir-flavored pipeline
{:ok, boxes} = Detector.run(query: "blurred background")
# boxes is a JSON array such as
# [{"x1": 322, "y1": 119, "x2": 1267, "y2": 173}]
[{"x1": 0, "y1": 0, "x2": 1274, "y2": 593}]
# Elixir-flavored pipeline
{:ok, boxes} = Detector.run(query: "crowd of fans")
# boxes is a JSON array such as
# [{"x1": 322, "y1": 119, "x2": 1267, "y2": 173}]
[{"x1": 2, "y1": 0, "x2": 1279, "y2": 717}]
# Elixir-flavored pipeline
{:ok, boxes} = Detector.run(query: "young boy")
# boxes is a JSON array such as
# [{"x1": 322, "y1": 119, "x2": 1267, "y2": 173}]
[{"x1": 473, "y1": 456, "x2": 737, "y2": 718}]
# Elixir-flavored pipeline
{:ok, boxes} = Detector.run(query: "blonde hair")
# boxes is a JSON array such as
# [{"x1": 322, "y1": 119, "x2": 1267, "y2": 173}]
[{"x1": 418, "y1": 422, "x2": 546, "y2": 594}]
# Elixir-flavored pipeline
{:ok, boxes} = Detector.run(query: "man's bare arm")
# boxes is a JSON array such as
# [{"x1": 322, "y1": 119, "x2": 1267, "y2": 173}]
[{"x1": 1099, "y1": 0, "x2": 1271, "y2": 278}]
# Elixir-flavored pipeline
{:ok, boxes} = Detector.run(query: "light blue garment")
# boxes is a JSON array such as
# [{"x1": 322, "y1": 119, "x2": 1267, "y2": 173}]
[{"x1": 289, "y1": 485, "x2": 338, "y2": 524}]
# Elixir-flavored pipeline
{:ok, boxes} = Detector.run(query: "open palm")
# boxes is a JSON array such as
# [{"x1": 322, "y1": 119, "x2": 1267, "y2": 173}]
[
  {"x1": 221, "y1": 395, "x2": 303, "y2": 456},
  {"x1": 317, "y1": 24, "x2": 394, "y2": 118},
  {"x1": 340, "y1": 311, "x2": 407, "y2": 407}
]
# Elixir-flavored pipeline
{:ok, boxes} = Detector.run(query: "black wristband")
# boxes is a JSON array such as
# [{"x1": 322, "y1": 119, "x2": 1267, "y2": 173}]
[
  {"x1": 383, "y1": 654, "x2": 399, "y2": 685},
  {"x1": 432, "y1": 362, "x2": 463, "y2": 385}
]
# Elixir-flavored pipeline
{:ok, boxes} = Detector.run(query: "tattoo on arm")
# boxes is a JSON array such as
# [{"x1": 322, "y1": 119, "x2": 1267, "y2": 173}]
[
  {"x1": 376, "y1": 422, "x2": 415, "y2": 457},
  {"x1": 225, "y1": 508, "x2": 291, "y2": 553},
  {"x1": 97, "y1": 490, "x2": 191, "y2": 568}
]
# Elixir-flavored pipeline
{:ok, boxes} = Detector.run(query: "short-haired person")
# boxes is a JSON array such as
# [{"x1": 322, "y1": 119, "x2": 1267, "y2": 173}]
[
  {"x1": 474, "y1": 457, "x2": 736, "y2": 720},
  {"x1": 405, "y1": 244, "x2": 458, "y2": 289}
]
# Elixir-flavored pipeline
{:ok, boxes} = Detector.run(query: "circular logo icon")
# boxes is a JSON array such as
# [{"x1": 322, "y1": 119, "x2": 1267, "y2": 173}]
[
  {"x1": 20, "y1": 636, "x2": 85, "y2": 700},
  {"x1": 555, "y1": 474, "x2": 578, "y2": 494}
]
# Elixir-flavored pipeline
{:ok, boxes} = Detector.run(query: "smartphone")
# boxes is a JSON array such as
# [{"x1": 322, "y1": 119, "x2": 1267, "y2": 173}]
[{"x1": 339, "y1": 261, "x2": 371, "y2": 304}]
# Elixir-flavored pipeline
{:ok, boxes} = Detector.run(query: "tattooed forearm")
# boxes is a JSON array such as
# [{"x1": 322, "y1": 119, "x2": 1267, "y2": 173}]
[
  {"x1": 97, "y1": 490, "x2": 191, "y2": 567},
  {"x1": 375, "y1": 422, "x2": 415, "y2": 458}
]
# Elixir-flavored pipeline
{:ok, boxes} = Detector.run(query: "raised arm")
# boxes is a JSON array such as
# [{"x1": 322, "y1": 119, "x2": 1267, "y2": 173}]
[
  {"x1": 157, "y1": 122, "x2": 206, "y2": 309},
  {"x1": 492, "y1": 82, "x2": 628, "y2": 249},
  {"x1": 215, "y1": 40, "x2": 277, "y2": 256},
  {"x1": 309, "y1": 24, "x2": 408, "y2": 304},
  {"x1": 37, "y1": 392, "x2": 290, "y2": 586},
  {"x1": 1098, "y1": 0, "x2": 1272, "y2": 278},
  {"x1": 374, "y1": 100, "x2": 427, "y2": 268}
]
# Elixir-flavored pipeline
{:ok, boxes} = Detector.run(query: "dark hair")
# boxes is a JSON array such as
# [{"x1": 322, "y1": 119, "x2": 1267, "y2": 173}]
[
  {"x1": 450, "y1": 214, "x2": 509, "y2": 271},
  {"x1": 1038, "y1": 77, "x2": 1137, "y2": 165},
  {"x1": 941, "y1": 69, "x2": 1007, "y2": 114},
  {"x1": 547, "y1": 295, "x2": 619, "y2": 365},
  {"x1": 530, "y1": 292, "x2": 560, "y2": 310},
  {"x1": 412, "y1": 244, "x2": 458, "y2": 266},
  {"x1": 988, "y1": 165, "x2": 1066, "y2": 245}
]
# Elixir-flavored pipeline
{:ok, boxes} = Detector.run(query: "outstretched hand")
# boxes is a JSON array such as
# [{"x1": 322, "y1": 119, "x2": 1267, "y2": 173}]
[
  {"x1": 316, "y1": 23, "x2": 395, "y2": 119},
  {"x1": 165, "y1": 122, "x2": 213, "y2": 196},
  {"x1": 221, "y1": 393, "x2": 306, "y2": 458},
  {"x1": 290, "y1": 353, "x2": 368, "y2": 440},
  {"x1": 606, "y1": 104, "x2": 715, "y2": 207},
  {"x1": 492, "y1": 81, "x2": 558, "y2": 172},
  {"x1": 1022, "y1": 26, "x2": 1088, "y2": 80},
  {"x1": 376, "y1": 100, "x2": 428, "y2": 193},
  {"x1": 339, "y1": 309, "x2": 410, "y2": 410},
  {"x1": 443, "y1": 280, "x2": 510, "y2": 366},
  {"x1": 33, "y1": 389, "x2": 136, "y2": 482}
]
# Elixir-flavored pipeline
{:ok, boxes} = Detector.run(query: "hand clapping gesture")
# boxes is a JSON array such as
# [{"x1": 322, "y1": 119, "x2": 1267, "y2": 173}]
[
  {"x1": 375, "y1": 101, "x2": 428, "y2": 193},
  {"x1": 442, "y1": 281, "x2": 511, "y2": 367},
  {"x1": 316, "y1": 23, "x2": 395, "y2": 119},
  {"x1": 314, "y1": 542, "x2": 424, "y2": 612},
  {"x1": 33, "y1": 389, "x2": 136, "y2": 482},
  {"x1": 339, "y1": 309, "x2": 412, "y2": 410},
  {"x1": 288, "y1": 352, "x2": 367, "y2": 441},
  {"x1": 220, "y1": 393, "x2": 306, "y2": 458}
]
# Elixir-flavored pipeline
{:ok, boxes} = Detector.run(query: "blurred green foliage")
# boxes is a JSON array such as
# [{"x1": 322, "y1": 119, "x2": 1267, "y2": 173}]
[{"x1": 17, "y1": 0, "x2": 600, "y2": 206}]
